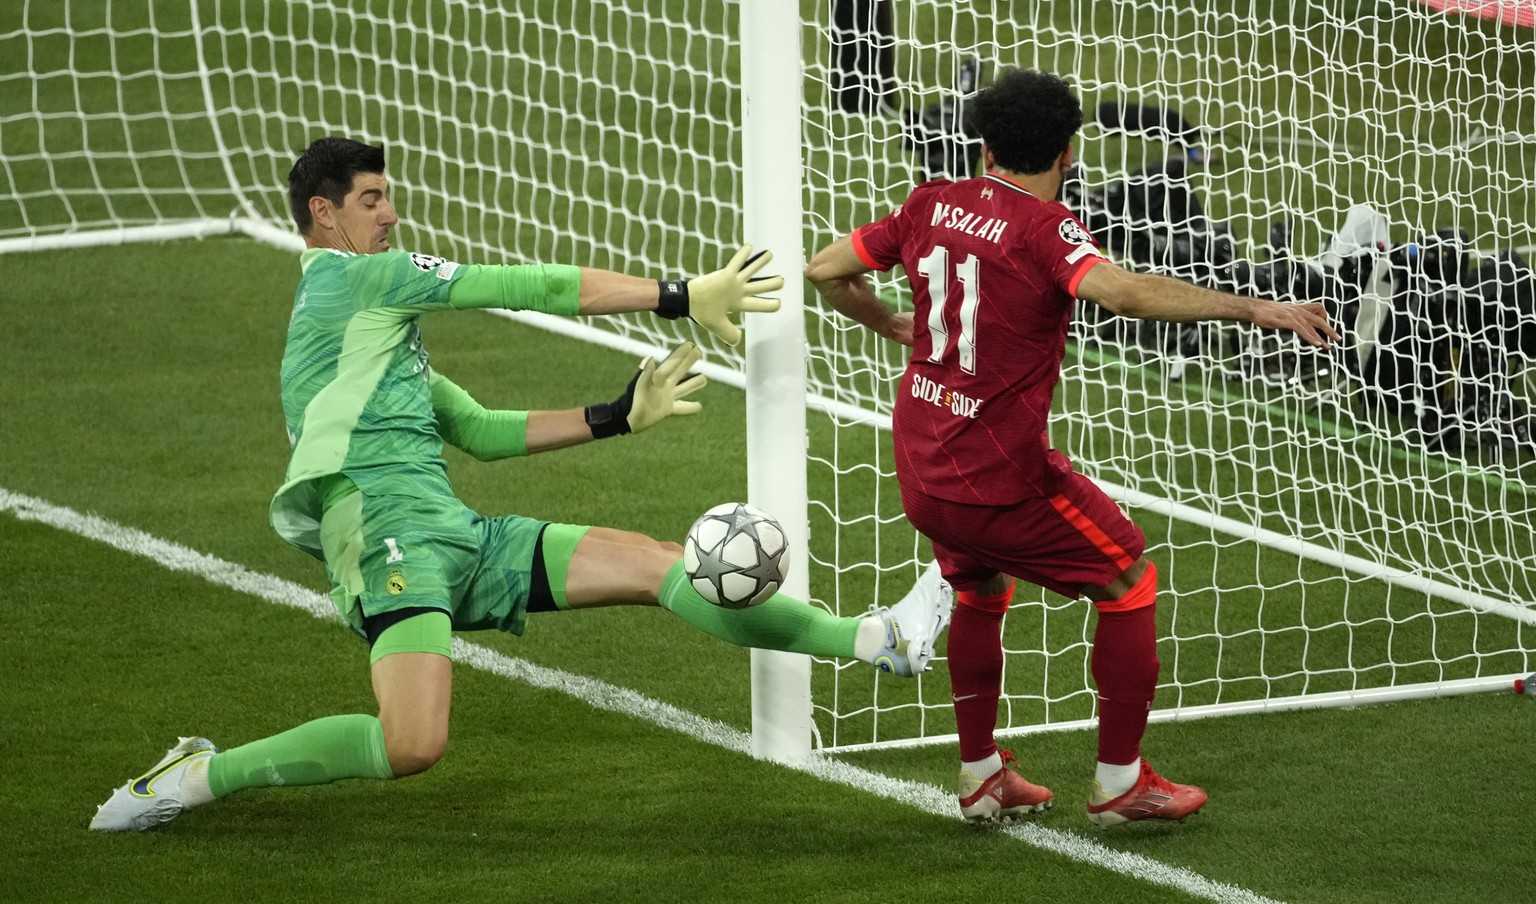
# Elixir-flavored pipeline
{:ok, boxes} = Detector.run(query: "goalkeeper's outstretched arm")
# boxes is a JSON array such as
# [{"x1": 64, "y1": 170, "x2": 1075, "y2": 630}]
[
  {"x1": 446, "y1": 247, "x2": 782, "y2": 347},
  {"x1": 431, "y1": 343, "x2": 707, "y2": 459},
  {"x1": 582, "y1": 245, "x2": 783, "y2": 347}
]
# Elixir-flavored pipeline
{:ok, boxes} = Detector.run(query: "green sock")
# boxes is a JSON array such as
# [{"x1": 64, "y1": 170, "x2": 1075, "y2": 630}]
[
  {"x1": 207, "y1": 713, "x2": 394, "y2": 798},
  {"x1": 659, "y1": 561, "x2": 860, "y2": 657}
]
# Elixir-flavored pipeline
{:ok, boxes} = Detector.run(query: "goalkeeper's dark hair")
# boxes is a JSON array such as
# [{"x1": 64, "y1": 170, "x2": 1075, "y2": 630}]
[
  {"x1": 288, "y1": 138, "x2": 387, "y2": 234},
  {"x1": 972, "y1": 69, "x2": 1083, "y2": 175}
]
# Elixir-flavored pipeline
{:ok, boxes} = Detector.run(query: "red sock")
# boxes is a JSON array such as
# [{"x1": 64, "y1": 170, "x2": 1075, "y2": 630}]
[
  {"x1": 948, "y1": 587, "x2": 1011, "y2": 763},
  {"x1": 1091, "y1": 568, "x2": 1160, "y2": 765}
]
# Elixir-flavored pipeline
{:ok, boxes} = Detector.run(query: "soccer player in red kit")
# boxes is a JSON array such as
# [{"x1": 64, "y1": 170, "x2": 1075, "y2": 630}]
[{"x1": 806, "y1": 68, "x2": 1337, "y2": 825}]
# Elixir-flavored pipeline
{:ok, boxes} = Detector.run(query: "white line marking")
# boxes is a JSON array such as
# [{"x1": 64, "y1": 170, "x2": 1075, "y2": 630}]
[{"x1": 1, "y1": 487, "x2": 1287, "y2": 904}]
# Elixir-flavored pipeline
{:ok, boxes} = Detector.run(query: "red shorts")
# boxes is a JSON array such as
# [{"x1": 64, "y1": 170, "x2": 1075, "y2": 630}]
[{"x1": 901, "y1": 469, "x2": 1146, "y2": 599}]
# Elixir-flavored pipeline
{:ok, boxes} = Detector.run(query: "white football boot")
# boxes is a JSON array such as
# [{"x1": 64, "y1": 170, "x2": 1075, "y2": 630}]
[
  {"x1": 90, "y1": 736, "x2": 218, "y2": 831},
  {"x1": 870, "y1": 562, "x2": 955, "y2": 676}
]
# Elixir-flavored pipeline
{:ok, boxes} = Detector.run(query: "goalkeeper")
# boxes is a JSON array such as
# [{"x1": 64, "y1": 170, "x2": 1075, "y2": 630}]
[{"x1": 89, "y1": 137, "x2": 951, "y2": 832}]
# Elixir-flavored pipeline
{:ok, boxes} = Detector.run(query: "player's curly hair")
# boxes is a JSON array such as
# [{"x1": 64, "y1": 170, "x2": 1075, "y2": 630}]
[
  {"x1": 972, "y1": 69, "x2": 1083, "y2": 175},
  {"x1": 288, "y1": 138, "x2": 386, "y2": 234}
]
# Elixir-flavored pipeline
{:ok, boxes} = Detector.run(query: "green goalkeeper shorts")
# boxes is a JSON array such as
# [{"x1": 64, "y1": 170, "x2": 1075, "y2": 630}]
[{"x1": 318, "y1": 489, "x2": 590, "y2": 649}]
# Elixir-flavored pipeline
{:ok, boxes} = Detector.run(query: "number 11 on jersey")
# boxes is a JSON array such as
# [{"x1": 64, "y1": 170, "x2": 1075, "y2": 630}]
[{"x1": 916, "y1": 244, "x2": 981, "y2": 375}]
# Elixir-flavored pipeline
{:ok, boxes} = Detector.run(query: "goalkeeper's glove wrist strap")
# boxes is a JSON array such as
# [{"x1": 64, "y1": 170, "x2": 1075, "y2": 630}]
[
  {"x1": 655, "y1": 279, "x2": 689, "y2": 320},
  {"x1": 584, "y1": 401, "x2": 631, "y2": 439},
  {"x1": 585, "y1": 371, "x2": 642, "y2": 439}
]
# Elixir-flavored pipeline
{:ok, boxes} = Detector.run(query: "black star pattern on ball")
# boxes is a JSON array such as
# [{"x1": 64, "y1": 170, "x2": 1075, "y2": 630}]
[
  {"x1": 689, "y1": 517, "x2": 739, "y2": 601},
  {"x1": 736, "y1": 521, "x2": 784, "y2": 588},
  {"x1": 729, "y1": 504, "x2": 759, "y2": 534}
]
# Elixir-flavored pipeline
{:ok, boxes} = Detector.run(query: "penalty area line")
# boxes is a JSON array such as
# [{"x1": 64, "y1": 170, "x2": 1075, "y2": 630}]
[{"x1": 1, "y1": 487, "x2": 1287, "y2": 904}]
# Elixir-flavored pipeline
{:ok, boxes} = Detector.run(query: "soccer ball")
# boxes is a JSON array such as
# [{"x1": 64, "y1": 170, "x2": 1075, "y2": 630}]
[{"x1": 683, "y1": 502, "x2": 790, "y2": 609}]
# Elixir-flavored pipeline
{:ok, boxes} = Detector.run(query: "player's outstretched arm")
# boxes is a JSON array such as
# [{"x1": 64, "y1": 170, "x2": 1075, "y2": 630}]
[
  {"x1": 584, "y1": 341, "x2": 708, "y2": 437},
  {"x1": 431, "y1": 343, "x2": 706, "y2": 460},
  {"x1": 1075, "y1": 260, "x2": 1338, "y2": 348},
  {"x1": 575, "y1": 246, "x2": 782, "y2": 346},
  {"x1": 805, "y1": 235, "x2": 915, "y2": 346},
  {"x1": 526, "y1": 342, "x2": 708, "y2": 450},
  {"x1": 444, "y1": 248, "x2": 781, "y2": 347}
]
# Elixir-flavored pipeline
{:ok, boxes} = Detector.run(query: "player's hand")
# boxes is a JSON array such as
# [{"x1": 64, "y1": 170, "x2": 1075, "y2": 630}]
[
  {"x1": 883, "y1": 311, "x2": 916, "y2": 347},
  {"x1": 1253, "y1": 300, "x2": 1339, "y2": 348},
  {"x1": 626, "y1": 342, "x2": 707, "y2": 433},
  {"x1": 686, "y1": 245, "x2": 784, "y2": 347}
]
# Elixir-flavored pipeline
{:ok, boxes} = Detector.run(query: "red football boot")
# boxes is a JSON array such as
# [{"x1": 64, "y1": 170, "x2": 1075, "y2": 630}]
[
  {"x1": 1086, "y1": 758, "x2": 1207, "y2": 827},
  {"x1": 958, "y1": 749, "x2": 1054, "y2": 823}
]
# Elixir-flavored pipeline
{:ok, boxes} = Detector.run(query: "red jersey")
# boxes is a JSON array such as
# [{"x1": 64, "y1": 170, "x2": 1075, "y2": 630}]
[{"x1": 852, "y1": 173, "x2": 1109, "y2": 505}]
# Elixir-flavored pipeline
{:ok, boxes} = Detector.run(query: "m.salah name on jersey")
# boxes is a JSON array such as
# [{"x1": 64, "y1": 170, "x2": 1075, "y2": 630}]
[{"x1": 930, "y1": 203, "x2": 1009, "y2": 243}]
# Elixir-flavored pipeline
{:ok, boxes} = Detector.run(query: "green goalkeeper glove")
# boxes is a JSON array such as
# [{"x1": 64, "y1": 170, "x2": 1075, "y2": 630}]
[
  {"x1": 584, "y1": 342, "x2": 707, "y2": 438},
  {"x1": 655, "y1": 245, "x2": 784, "y2": 347}
]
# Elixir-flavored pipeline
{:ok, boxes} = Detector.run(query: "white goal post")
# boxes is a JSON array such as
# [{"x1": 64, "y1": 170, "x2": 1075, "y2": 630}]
[{"x1": 3, "y1": 0, "x2": 1532, "y2": 759}]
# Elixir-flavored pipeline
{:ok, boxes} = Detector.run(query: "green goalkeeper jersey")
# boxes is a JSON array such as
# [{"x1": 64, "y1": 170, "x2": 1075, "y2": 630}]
[{"x1": 271, "y1": 247, "x2": 581, "y2": 559}]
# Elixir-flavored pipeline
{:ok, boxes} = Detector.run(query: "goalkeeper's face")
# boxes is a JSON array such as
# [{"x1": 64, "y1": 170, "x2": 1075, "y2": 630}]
[{"x1": 327, "y1": 172, "x2": 398, "y2": 254}]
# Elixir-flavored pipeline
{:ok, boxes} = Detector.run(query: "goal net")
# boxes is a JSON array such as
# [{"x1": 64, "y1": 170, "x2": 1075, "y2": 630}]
[
  {"x1": 802, "y1": 0, "x2": 1536, "y2": 751},
  {"x1": 4, "y1": 0, "x2": 1532, "y2": 754}
]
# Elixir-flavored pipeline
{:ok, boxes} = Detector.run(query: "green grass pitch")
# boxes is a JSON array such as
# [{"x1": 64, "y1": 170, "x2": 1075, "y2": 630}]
[{"x1": 2, "y1": 240, "x2": 1533, "y2": 904}]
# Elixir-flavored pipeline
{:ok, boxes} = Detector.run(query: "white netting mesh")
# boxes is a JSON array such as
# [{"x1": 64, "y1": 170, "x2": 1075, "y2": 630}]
[
  {"x1": 800, "y1": 0, "x2": 1535, "y2": 750},
  {"x1": 3, "y1": 0, "x2": 1532, "y2": 752},
  {"x1": 2, "y1": 1, "x2": 743, "y2": 309}
]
